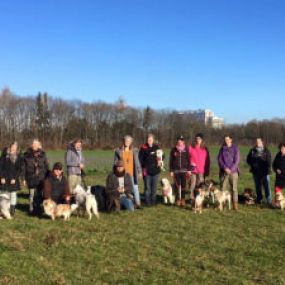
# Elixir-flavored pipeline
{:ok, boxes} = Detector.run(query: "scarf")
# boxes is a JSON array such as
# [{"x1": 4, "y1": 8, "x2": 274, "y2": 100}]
[{"x1": 176, "y1": 144, "x2": 186, "y2": 152}]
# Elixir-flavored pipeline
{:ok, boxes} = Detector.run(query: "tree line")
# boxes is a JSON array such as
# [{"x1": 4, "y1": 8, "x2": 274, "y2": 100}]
[{"x1": 1, "y1": 87, "x2": 285, "y2": 149}]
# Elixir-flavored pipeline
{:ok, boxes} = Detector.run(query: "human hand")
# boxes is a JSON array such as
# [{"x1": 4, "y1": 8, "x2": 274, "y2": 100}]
[
  {"x1": 11, "y1": 179, "x2": 16, "y2": 185},
  {"x1": 1, "y1": 178, "x2": 5, "y2": 184}
]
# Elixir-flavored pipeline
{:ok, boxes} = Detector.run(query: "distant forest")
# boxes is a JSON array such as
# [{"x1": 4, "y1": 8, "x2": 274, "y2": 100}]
[{"x1": 0, "y1": 88, "x2": 284, "y2": 149}]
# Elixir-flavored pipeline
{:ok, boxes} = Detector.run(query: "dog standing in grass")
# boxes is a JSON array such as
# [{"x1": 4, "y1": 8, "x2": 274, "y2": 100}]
[
  {"x1": 161, "y1": 178, "x2": 175, "y2": 204},
  {"x1": 43, "y1": 199, "x2": 78, "y2": 220},
  {"x1": 208, "y1": 180, "x2": 232, "y2": 211}
]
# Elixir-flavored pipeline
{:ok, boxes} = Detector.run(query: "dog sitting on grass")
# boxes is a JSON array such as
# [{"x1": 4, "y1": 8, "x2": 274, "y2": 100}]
[
  {"x1": 239, "y1": 188, "x2": 256, "y2": 205},
  {"x1": 275, "y1": 192, "x2": 285, "y2": 210},
  {"x1": 43, "y1": 199, "x2": 78, "y2": 221},
  {"x1": 0, "y1": 193, "x2": 12, "y2": 220}
]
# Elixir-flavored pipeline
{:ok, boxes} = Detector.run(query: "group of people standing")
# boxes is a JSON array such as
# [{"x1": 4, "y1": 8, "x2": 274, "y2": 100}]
[{"x1": 0, "y1": 134, "x2": 285, "y2": 217}]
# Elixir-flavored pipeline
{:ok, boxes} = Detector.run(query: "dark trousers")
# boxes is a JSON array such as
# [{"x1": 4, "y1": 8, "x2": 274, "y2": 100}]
[
  {"x1": 143, "y1": 174, "x2": 160, "y2": 206},
  {"x1": 174, "y1": 172, "x2": 187, "y2": 200},
  {"x1": 253, "y1": 174, "x2": 271, "y2": 203}
]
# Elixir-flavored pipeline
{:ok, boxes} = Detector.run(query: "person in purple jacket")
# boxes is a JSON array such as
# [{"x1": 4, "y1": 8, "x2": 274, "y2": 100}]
[{"x1": 217, "y1": 135, "x2": 240, "y2": 210}]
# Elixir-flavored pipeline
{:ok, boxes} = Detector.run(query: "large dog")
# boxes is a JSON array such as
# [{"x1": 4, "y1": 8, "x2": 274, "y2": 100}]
[
  {"x1": 0, "y1": 193, "x2": 12, "y2": 220},
  {"x1": 43, "y1": 199, "x2": 78, "y2": 221},
  {"x1": 73, "y1": 185, "x2": 100, "y2": 220}
]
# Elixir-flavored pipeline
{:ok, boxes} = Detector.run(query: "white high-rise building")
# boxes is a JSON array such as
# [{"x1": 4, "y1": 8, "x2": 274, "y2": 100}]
[{"x1": 196, "y1": 109, "x2": 224, "y2": 129}]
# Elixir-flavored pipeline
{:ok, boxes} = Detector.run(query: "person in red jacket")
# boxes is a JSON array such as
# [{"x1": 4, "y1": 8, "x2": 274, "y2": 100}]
[
  {"x1": 188, "y1": 133, "x2": 210, "y2": 202},
  {"x1": 169, "y1": 136, "x2": 192, "y2": 207}
]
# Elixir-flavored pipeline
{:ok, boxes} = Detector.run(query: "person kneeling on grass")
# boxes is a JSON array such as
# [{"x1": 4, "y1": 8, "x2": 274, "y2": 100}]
[
  {"x1": 106, "y1": 160, "x2": 134, "y2": 212},
  {"x1": 273, "y1": 142, "x2": 285, "y2": 206},
  {"x1": 43, "y1": 162, "x2": 71, "y2": 205}
]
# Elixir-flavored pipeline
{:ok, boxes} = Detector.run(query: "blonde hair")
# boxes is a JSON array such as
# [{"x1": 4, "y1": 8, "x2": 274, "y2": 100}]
[{"x1": 31, "y1": 139, "x2": 42, "y2": 149}]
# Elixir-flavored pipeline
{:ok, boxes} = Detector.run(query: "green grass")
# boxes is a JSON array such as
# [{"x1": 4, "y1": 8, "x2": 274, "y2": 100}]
[{"x1": 0, "y1": 147, "x2": 285, "y2": 285}]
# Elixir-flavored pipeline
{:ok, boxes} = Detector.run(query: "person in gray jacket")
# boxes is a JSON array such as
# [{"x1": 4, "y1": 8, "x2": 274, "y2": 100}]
[
  {"x1": 65, "y1": 139, "x2": 85, "y2": 194},
  {"x1": 114, "y1": 135, "x2": 143, "y2": 209}
]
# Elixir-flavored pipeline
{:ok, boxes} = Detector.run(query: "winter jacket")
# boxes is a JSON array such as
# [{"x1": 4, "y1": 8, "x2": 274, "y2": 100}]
[
  {"x1": 218, "y1": 144, "x2": 240, "y2": 174},
  {"x1": 0, "y1": 150, "x2": 24, "y2": 192},
  {"x1": 105, "y1": 172, "x2": 133, "y2": 200},
  {"x1": 23, "y1": 148, "x2": 49, "y2": 189},
  {"x1": 139, "y1": 144, "x2": 162, "y2": 176},
  {"x1": 43, "y1": 173, "x2": 70, "y2": 204},
  {"x1": 246, "y1": 147, "x2": 271, "y2": 177},
  {"x1": 273, "y1": 152, "x2": 285, "y2": 188},
  {"x1": 114, "y1": 147, "x2": 142, "y2": 184},
  {"x1": 65, "y1": 144, "x2": 85, "y2": 176},
  {"x1": 169, "y1": 146, "x2": 192, "y2": 173},
  {"x1": 188, "y1": 145, "x2": 210, "y2": 176}
]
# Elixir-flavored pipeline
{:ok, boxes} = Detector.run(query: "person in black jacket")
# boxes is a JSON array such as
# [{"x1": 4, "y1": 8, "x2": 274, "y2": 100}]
[
  {"x1": 0, "y1": 142, "x2": 24, "y2": 216},
  {"x1": 169, "y1": 135, "x2": 192, "y2": 207},
  {"x1": 246, "y1": 138, "x2": 272, "y2": 204},
  {"x1": 139, "y1": 134, "x2": 163, "y2": 206},
  {"x1": 273, "y1": 142, "x2": 285, "y2": 204},
  {"x1": 24, "y1": 139, "x2": 49, "y2": 215}
]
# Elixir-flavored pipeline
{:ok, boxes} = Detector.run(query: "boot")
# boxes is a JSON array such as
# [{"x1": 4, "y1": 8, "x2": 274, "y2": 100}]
[
  {"x1": 10, "y1": 205, "x2": 16, "y2": 217},
  {"x1": 176, "y1": 199, "x2": 181, "y2": 206},
  {"x1": 233, "y1": 202, "x2": 238, "y2": 211},
  {"x1": 180, "y1": 198, "x2": 186, "y2": 207}
]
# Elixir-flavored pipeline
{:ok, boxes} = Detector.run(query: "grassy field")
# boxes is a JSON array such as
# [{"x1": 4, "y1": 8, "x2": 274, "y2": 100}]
[{"x1": 0, "y1": 147, "x2": 285, "y2": 285}]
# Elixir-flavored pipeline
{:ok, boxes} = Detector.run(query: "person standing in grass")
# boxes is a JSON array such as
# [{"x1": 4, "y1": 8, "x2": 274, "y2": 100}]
[
  {"x1": 272, "y1": 142, "x2": 285, "y2": 205},
  {"x1": 169, "y1": 135, "x2": 192, "y2": 207},
  {"x1": 65, "y1": 138, "x2": 85, "y2": 195},
  {"x1": 246, "y1": 138, "x2": 272, "y2": 205},
  {"x1": 188, "y1": 133, "x2": 210, "y2": 202},
  {"x1": 24, "y1": 139, "x2": 49, "y2": 215},
  {"x1": 43, "y1": 162, "x2": 71, "y2": 204},
  {"x1": 106, "y1": 160, "x2": 134, "y2": 212},
  {"x1": 217, "y1": 135, "x2": 240, "y2": 210},
  {"x1": 114, "y1": 135, "x2": 143, "y2": 209},
  {"x1": 0, "y1": 142, "x2": 24, "y2": 217},
  {"x1": 139, "y1": 134, "x2": 163, "y2": 207}
]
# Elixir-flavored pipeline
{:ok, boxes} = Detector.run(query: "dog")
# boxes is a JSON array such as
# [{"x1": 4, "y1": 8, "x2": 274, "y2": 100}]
[
  {"x1": 0, "y1": 193, "x2": 12, "y2": 220},
  {"x1": 161, "y1": 178, "x2": 175, "y2": 204},
  {"x1": 73, "y1": 185, "x2": 100, "y2": 220},
  {"x1": 239, "y1": 188, "x2": 255, "y2": 205},
  {"x1": 194, "y1": 187, "x2": 206, "y2": 214},
  {"x1": 208, "y1": 181, "x2": 231, "y2": 211},
  {"x1": 156, "y1": 149, "x2": 165, "y2": 171},
  {"x1": 43, "y1": 199, "x2": 78, "y2": 221},
  {"x1": 275, "y1": 192, "x2": 285, "y2": 210}
]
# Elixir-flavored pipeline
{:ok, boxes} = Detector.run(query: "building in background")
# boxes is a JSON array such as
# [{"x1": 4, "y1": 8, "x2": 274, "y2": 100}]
[{"x1": 196, "y1": 109, "x2": 224, "y2": 129}]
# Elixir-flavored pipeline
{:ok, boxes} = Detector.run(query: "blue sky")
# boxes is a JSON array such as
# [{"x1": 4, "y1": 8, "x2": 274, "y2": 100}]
[{"x1": 0, "y1": 0, "x2": 284, "y2": 123}]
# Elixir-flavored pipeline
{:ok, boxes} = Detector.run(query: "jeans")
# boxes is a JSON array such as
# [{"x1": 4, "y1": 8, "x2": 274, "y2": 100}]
[
  {"x1": 253, "y1": 174, "x2": 271, "y2": 203},
  {"x1": 174, "y1": 172, "x2": 188, "y2": 200},
  {"x1": 29, "y1": 186, "x2": 43, "y2": 214},
  {"x1": 221, "y1": 172, "x2": 239, "y2": 203},
  {"x1": 189, "y1": 173, "x2": 205, "y2": 199},
  {"x1": 143, "y1": 174, "x2": 160, "y2": 206},
  {"x1": 130, "y1": 176, "x2": 141, "y2": 205},
  {"x1": 120, "y1": 195, "x2": 134, "y2": 211}
]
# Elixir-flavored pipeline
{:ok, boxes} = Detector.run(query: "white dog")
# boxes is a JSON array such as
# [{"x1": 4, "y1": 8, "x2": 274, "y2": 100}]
[
  {"x1": 0, "y1": 193, "x2": 12, "y2": 220},
  {"x1": 161, "y1": 178, "x2": 175, "y2": 204},
  {"x1": 275, "y1": 192, "x2": 285, "y2": 210},
  {"x1": 74, "y1": 185, "x2": 99, "y2": 220},
  {"x1": 194, "y1": 188, "x2": 207, "y2": 214},
  {"x1": 156, "y1": 149, "x2": 165, "y2": 171},
  {"x1": 211, "y1": 188, "x2": 232, "y2": 212}
]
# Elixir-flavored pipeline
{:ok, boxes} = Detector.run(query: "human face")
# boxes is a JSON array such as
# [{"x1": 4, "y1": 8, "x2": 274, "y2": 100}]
[
  {"x1": 116, "y1": 166, "x2": 124, "y2": 173},
  {"x1": 224, "y1": 136, "x2": 232, "y2": 147},
  {"x1": 177, "y1": 139, "x2": 184, "y2": 147},
  {"x1": 75, "y1": 142, "x2": 82, "y2": 151},
  {"x1": 124, "y1": 138, "x2": 132, "y2": 148},
  {"x1": 10, "y1": 144, "x2": 18, "y2": 154},
  {"x1": 54, "y1": 169, "x2": 63, "y2": 177},
  {"x1": 147, "y1": 136, "x2": 154, "y2": 146},
  {"x1": 32, "y1": 141, "x2": 41, "y2": 151},
  {"x1": 256, "y1": 138, "x2": 263, "y2": 148},
  {"x1": 281, "y1": 146, "x2": 285, "y2": 156},
  {"x1": 196, "y1": 137, "x2": 203, "y2": 146}
]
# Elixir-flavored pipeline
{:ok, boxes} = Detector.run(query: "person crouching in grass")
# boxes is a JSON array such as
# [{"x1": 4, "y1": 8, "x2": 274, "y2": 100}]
[
  {"x1": 169, "y1": 136, "x2": 192, "y2": 207},
  {"x1": 218, "y1": 135, "x2": 240, "y2": 210},
  {"x1": 0, "y1": 142, "x2": 24, "y2": 217},
  {"x1": 106, "y1": 160, "x2": 134, "y2": 212},
  {"x1": 273, "y1": 142, "x2": 285, "y2": 206},
  {"x1": 43, "y1": 162, "x2": 71, "y2": 204}
]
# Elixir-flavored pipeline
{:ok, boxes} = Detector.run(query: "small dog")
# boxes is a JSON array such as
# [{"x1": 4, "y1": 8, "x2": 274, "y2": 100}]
[
  {"x1": 156, "y1": 149, "x2": 165, "y2": 171},
  {"x1": 161, "y1": 178, "x2": 175, "y2": 204},
  {"x1": 275, "y1": 192, "x2": 285, "y2": 210},
  {"x1": 74, "y1": 185, "x2": 100, "y2": 220},
  {"x1": 208, "y1": 181, "x2": 231, "y2": 211},
  {"x1": 43, "y1": 199, "x2": 78, "y2": 221},
  {"x1": 194, "y1": 188, "x2": 206, "y2": 214},
  {"x1": 239, "y1": 188, "x2": 255, "y2": 205},
  {"x1": 0, "y1": 193, "x2": 12, "y2": 220}
]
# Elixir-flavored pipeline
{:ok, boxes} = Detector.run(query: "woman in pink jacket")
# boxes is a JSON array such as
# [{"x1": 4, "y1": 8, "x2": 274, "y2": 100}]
[{"x1": 188, "y1": 133, "x2": 210, "y2": 201}]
